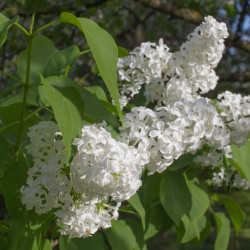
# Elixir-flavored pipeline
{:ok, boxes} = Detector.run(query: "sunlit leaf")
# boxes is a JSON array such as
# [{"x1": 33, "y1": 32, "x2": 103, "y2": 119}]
[{"x1": 60, "y1": 12, "x2": 124, "y2": 125}]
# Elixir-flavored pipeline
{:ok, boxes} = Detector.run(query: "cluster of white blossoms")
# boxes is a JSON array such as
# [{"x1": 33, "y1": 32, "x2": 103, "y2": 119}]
[
  {"x1": 21, "y1": 16, "x2": 250, "y2": 238},
  {"x1": 71, "y1": 123, "x2": 144, "y2": 201},
  {"x1": 20, "y1": 121, "x2": 72, "y2": 214},
  {"x1": 195, "y1": 145, "x2": 250, "y2": 190},
  {"x1": 193, "y1": 91, "x2": 250, "y2": 190},
  {"x1": 118, "y1": 96, "x2": 240, "y2": 175},
  {"x1": 117, "y1": 38, "x2": 171, "y2": 107},
  {"x1": 21, "y1": 121, "x2": 143, "y2": 238},
  {"x1": 217, "y1": 91, "x2": 250, "y2": 146},
  {"x1": 55, "y1": 199, "x2": 120, "y2": 238},
  {"x1": 118, "y1": 16, "x2": 229, "y2": 107}
]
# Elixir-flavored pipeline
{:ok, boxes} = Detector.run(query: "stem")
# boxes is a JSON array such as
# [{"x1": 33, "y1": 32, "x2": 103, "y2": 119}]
[
  {"x1": 30, "y1": 13, "x2": 35, "y2": 33},
  {"x1": 0, "y1": 70, "x2": 24, "y2": 84},
  {"x1": 80, "y1": 49, "x2": 91, "y2": 55},
  {"x1": 34, "y1": 20, "x2": 60, "y2": 34},
  {"x1": 14, "y1": 34, "x2": 35, "y2": 160},
  {"x1": 118, "y1": 208, "x2": 138, "y2": 216},
  {"x1": 23, "y1": 106, "x2": 45, "y2": 121},
  {"x1": 65, "y1": 64, "x2": 70, "y2": 77},
  {"x1": 0, "y1": 83, "x2": 23, "y2": 98},
  {"x1": 7, "y1": 139, "x2": 30, "y2": 168},
  {"x1": 15, "y1": 23, "x2": 29, "y2": 36}
]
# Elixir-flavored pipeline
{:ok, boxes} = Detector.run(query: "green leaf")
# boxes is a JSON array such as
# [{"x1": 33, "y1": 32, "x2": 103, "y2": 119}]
[
  {"x1": 39, "y1": 76, "x2": 119, "y2": 126},
  {"x1": 177, "y1": 215, "x2": 207, "y2": 243},
  {"x1": 85, "y1": 86, "x2": 108, "y2": 102},
  {"x1": 0, "y1": 87, "x2": 40, "y2": 107},
  {"x1": 0, "y1": 103, "x2": 42, "y2": 136},
  {"x1": 144, "y1": 204, "x2": 173, "y2": 240},
  {"x1": 143, "y1": 172, "x2": 162, "y2": 206},
  {"x1": 60, "y1": 12, "x2": 124, "y2": 125},
  {"x1": 118, "y1": 46, "x2": 129, "y2": 58},
  {"x1": 32, "y1": 237, "x2": 39, "y2": 250},
  {"x1": 187, "y1": 181, "x2": 209, "y2": 222},
  {"x1": 59, "y1": 233, "x2": 108, "y2": 250},
  {"x1": 232, "y1": 141, "x2": 250, "y2": 182},
  {"x1": 42, "y1": 239, "x2": 52, "y2": 250},
  {"x1": 0, "y1": 13, "x2": 19, "y2": 47},
  {"x1": 218, "y1": 194, "x2": 245, "y2": 236},
  {"x1": 104, "y1": 220, "x2": 137, "y2": 250},
  {"x1": 40, "y1": 75, "x2": 83, "y2": 162},
  {"x1": 213, "y1": 212, "x2": 230, "y2": 250},
  {"x1": 189, "y1": 216, "x2": 212, "y2": 246},
  {"x1": 1, "y1": 160, "x2": 28, "y2": 220},
  {"x1": 17, "y1": 35, "x2": 80, "y2": 85},
  {"x1": 124, "y1": 219, "x2": 147, "y2": 250},
  {"x1": 128, "y1": 193, "x2": 146, "y2": 230},
  {"x1": 168, "y1": 153, "x2": 195, "y2": 171},
  {"x1": 8, "y1": 220, "x2": 37, "y2": 250},
  {"x1": 0, "y1": 135, "x2": 8, "y2": 167},
  {"x1": 160, "y1": 171, "x2": 192, "y2": 225}
]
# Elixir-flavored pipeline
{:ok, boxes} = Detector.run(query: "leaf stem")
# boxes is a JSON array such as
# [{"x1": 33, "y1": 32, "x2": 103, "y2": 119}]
[
  {"x1": 29, "y1": 13, "x2": 35, "y2": 33},
  {"x1": 80, "y1": 49, "x2": 91, "y2": 55},
  {"x1": 15, "y1": 23, "x2": 29, "y2": 36},
  {"x1": 14, "y1": 33, "x2": 35, "y2": 160},
  {"x1": 0, "y1": 70, "x2": 24, "y2": 84},
  {"x1": 118, "y1": 208, "x2": 138, "y2": 216},
  {"x1": 34, "y1": 20, "x2": 60, "y2": 34},
  {"x1": 65, "y1": 64, "x2": 70, "y2": 77}
]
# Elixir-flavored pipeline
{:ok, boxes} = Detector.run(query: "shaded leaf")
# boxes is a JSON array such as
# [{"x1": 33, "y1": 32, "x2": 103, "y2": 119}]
[
  {"x1": 0, "y1": 13, "x2": 19, "y2": 47},
  {"x1": 144, "y1": 204, "x2": 173, "y2": 240},
  {"x1": 17, "y1": 36, "x2": 80, "y2": 85},
  {"x1": 1, "y1": 160, "x2": 28, "y2": 220},
  {"x1": 160, "y1": 171, "x2": 192, "y2": 225},
  {"x1": 124, "y1": 219, "x2": 147, "y2": 250},
  {"x1": 0, "y1": 87, "x2": 40, "y2": 107},
  {"x1": 39, "y1": 76, "x2": 119, "y2": 126},
  {"x1": 104, "y1": 220, "x2": 137, "y2": 250},
  {"x1": 168, "y1": 153, "x2": 195, "y2": 171},
  {"x1": 0, "y1": 135, "x2": 8, "y2": 167},
  {"x1": 64, "y1": 233, "x2": 108, "y2": 250},
  {"x1": 0, "y1": 103, "x2": 42, "y2": 136}
]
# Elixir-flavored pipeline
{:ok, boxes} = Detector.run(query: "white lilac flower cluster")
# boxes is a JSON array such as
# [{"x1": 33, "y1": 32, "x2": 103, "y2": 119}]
[
  {"x1": 119, "y1": 98, "x2": 230, "y2": 175},
  {"x1": 71, "y1": 123, "x2": 144, "y2": 201},
  {"x1": 21, "y1": 121, "x2": 142, "y2": 238},
  {"x1": 117, "y1": 16, "x2": 229, "y2": 107},
  {"x1": 21, "y1": 16, "x2": 250, "y2": 239},
  {"x1": 117, "y1": 38, "x2": 171, "y2": 107},
  {"x1": 217, "y1": 91, "x2": 250, "y2": 146},
  {"x1": 193, "y1": 91, "x2": 250, "y2": 189},
  {"x1": 20, "y1": 121, "x2": 72, "y2": 214},
  {"x1": 195, "y1": 145, "x2": 250, "y2": 190}
]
